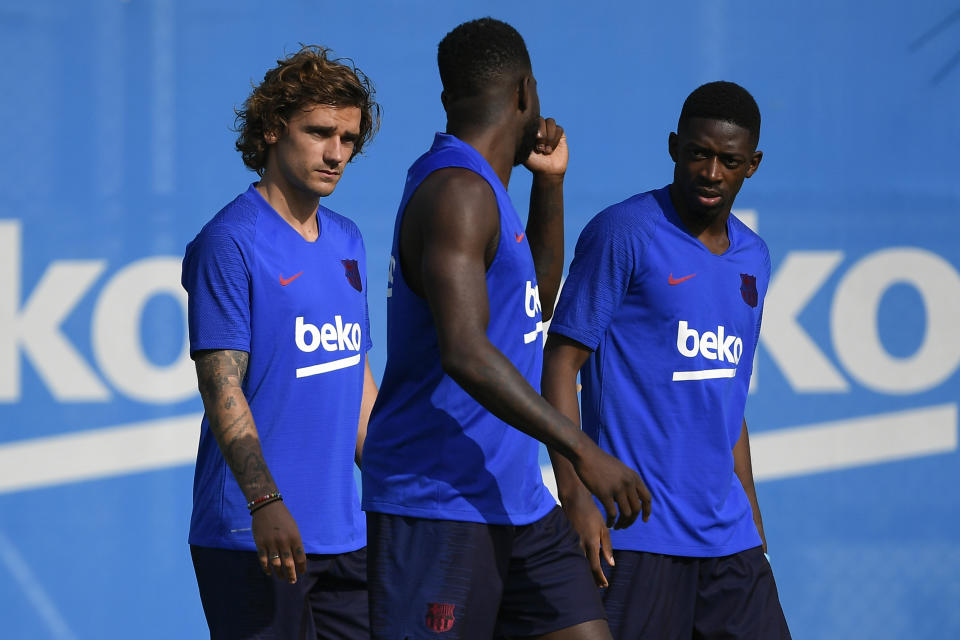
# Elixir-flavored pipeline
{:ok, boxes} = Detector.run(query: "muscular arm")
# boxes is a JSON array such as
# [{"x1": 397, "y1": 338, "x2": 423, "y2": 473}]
[
  {"x1": 355, "y1": 355, "x2": 377, "y2": 468},
  {"x1": 734, "y1": 418, "x2": 767, "y2": 552},
  {"x1": 193, "y1": 349, "x2": 306, "y2": 583},
  {"x1": 400, "y1": 168, "x2": 644, "y2": 529}
]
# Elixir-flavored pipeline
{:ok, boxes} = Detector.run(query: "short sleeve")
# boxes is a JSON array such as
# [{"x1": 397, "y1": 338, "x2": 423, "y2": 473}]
[
  {"x1": 181, "y1": 230, "x2": 252, "y2": 356},
  {"x1": 549, "y1": 209, "x2": 639, "y2": 351}
]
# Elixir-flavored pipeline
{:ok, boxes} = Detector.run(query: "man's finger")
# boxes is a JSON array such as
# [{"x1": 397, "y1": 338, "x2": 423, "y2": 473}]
[
  {"x1": 585, "y1": 536, "x2": 607, "y2": 588},
  {"x1": 614, "y1": 492, "x2": 637, "y2": 530},
  {"x1": 257, "y1": 548, "x2": 271, "y2": 575},
  {"x1": 601, "y1": 526, "x2": 614, "y2": 569},
  {"x1": 294, "y1": 545, "x2": 307, "y2": 576},
  {"x1": 281, "y1": 549, "x2": 297, "y2": 584},
  {"x1": 543, "y1": 118, "x2": 563, "y2": 149},
  {"x1": 268, "y1": 549, "x2": 283, "y2": 575},
  {"x1": 601, "y1": 496, "x2": 617, "y2": 528},
  {"x1": 640, "y1": 485, "x2": 652, "y2": 522},
  {"x1": 626, "y1": 482, "x2": 642, "y2": 525},
  {"x1": 534, "y1": 118, "x2": 550, "y2": 153}
]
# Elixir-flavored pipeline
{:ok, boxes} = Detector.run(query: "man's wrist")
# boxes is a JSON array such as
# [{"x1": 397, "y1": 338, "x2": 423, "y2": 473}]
[
  {"x1": 558, "y1": 481, "x2": 592, "y2": 509},
  {"x1": 563, "y1": 429, "x2": 592, "y2": 467},
  {"x1": 531, "y1": 172, "x2": 565, "y2": 187}
]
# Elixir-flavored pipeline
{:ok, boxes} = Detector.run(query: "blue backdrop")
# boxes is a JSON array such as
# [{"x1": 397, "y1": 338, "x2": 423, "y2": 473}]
[{"x1": 1, "y1": 1, "x2": 958, "y2": 638}]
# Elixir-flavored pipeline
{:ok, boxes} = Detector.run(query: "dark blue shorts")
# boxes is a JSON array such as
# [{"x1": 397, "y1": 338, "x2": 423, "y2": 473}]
[
  {"x1": 366, "y1": 506, "x2": 605, "y2": 639},
  {"x1": 601, "y1": 546, "x2": 791, "y2": 639},
  {"x1": 191, "y1": 545, "x2": 369, "y2": 639}
]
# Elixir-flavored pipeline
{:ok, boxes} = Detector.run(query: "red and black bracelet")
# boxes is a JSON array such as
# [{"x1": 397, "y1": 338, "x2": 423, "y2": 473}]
[{"x1": 247, "y1": 491, "x2": 282, "y2": 514}]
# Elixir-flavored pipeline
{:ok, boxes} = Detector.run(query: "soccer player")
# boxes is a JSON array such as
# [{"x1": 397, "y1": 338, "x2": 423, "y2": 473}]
[
  {"x1": 542, "y1": 81, "x2": 791, "y2": 639},
  {"x1": 361, "y1": 18, "x2": 649, "y2": 639},
  {"x1": 181, "y1": 46, "x2": 380, "y2": 639}
]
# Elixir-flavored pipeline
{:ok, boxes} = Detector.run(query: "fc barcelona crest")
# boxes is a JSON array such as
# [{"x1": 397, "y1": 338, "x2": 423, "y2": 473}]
[
  {"x1": 739, "y1": 273, "x2": 758, "y2": 307},
  {"x1": 341, "y1": 259, "x2": 362, "y2": 292},
  {"x1": 425, "y1": 602, "x2": 456, "y2": 632}
]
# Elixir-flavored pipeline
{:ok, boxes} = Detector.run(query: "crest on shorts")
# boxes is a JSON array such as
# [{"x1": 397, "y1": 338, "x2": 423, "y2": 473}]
[
  {"x1": 740, "y1": 273, "x2": 758, "y2": 307},
  {"x1": 425, "y1": 602, "x2": 456, "y2": 633},
  {"x1": 341, "y1": 259, "x2": 362, "y2": 292}
]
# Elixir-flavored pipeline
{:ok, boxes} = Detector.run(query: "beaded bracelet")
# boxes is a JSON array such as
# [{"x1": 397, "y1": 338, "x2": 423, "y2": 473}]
[
  {"x1": 247, "y1": 491, "x2": 282, "y2": 511},
  {"x1": 249, "y1": 495, "x2": 283, "y2": 515}
]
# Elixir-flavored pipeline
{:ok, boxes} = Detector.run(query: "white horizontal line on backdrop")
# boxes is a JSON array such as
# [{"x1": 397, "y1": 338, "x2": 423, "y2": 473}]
[{"x1": 0, "y1": 404, "x2": 955, "y2": 494}]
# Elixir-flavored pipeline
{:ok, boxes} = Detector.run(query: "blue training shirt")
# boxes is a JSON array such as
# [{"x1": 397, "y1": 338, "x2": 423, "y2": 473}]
[
  {"x1": 550, "y1": 186, "x2": 768, "y2": 556},
  {"x1": 361, "y1": 133, "x2": 557, "y2": 525},
  {"x1": 182, "y1": 184, "x2": 371, "y2": 554}
]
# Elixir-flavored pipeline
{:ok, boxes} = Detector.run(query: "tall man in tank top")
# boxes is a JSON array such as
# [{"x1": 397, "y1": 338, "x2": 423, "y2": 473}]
[{"x1": 361, "y1": 17, "x2": 650, "y2": 640}]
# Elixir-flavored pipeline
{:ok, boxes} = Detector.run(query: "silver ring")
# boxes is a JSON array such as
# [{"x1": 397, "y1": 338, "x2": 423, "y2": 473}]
[{"x1": 270, "y1": 554, "x2": 280, "y2": 560}]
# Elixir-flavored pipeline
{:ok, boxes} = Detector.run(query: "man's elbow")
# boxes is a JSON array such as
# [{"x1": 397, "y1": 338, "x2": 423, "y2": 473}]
[{"x1": 438, "y1": 341, "x2": 486, "y2": 385}]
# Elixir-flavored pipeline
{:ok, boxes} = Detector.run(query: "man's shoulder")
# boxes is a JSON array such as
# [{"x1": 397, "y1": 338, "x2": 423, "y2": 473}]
[
  {"x1": 581, "y1": 188, "x2": 666, "y2": 245},
  {"x1": 318, "y1": 204, "x2": 365, "y2": 244},
  {"x1": 408, "y1": 167, "x2": 498, "y2": 226},
  {"x1": 184, "y1": 189, "x2": 261, "y2": 262},
  {"x1": 195, "y1": 189, "x2": 261, "y2": 242},
  {"x1": 729, "y1": 214, "x2": 771, "y2": 267},
  {"x1": 200, "y1": 192, "x2": 261, "y2": 236}
]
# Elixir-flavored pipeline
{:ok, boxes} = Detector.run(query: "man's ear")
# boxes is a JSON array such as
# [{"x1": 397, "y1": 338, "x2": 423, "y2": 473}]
[
  {"x1": 517, "y1": 75, "x2": 532, "y2": 112},
  {"x1": 668, "y1": 132, "x2": 679, "y2": 163},
  {"x1": 745, "y1": 150, "x2": 763, "y2": 178}
]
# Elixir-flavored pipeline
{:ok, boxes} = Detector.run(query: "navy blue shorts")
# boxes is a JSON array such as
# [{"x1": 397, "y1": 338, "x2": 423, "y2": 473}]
[
  {"x1": 366, "y1": 506, "x2": 605, "y2": 639},
  {"x1": 191, "y1": 545, "x2": 369, "y2": 639},
  {"x1": 601, "y1": 546, "x2": 790, "y2": 639}
]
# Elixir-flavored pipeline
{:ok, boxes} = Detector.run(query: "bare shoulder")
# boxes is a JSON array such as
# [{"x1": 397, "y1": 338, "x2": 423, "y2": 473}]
[{"x1": 406, "y1": 167, "x2": 499, "y2": 236}]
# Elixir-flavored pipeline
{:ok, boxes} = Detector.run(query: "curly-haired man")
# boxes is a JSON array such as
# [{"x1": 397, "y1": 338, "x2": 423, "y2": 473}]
[{"x1": 181, "y1": 45, "x2": 380, "y2": 638}]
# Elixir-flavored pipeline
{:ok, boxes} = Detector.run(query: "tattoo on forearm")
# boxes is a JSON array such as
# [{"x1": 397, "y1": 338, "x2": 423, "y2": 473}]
[{"x1": 195, "y1": 350, "x2": 275, "y2": 497}]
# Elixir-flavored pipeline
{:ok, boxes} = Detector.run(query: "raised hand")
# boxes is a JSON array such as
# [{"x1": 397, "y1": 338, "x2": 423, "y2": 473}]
[{"x1": 523, "y1": 117, "x2": 568, "y2": 177}]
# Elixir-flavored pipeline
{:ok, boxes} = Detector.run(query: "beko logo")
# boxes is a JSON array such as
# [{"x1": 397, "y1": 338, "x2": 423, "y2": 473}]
[
  {"x1": 673, "y1": 321, "x2": 743, "y2": 382},
  {"x1": 294, "y1": 315, "x2": 362, "y2": 378},
  {"x1": 676, "y1": 321, "x2": 744, "y2": 365},
  {"x1": 295, "y1": 316, "x2": 362, "y2": 353},
  {"x1": 523, "y1": 280, "x2": 543, "y2": 344}
]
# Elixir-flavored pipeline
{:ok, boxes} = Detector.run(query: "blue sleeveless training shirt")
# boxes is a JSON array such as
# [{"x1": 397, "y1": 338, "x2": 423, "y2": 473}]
[{"x1": 361, "y1": 133, "x2": 557, "y2": 525}]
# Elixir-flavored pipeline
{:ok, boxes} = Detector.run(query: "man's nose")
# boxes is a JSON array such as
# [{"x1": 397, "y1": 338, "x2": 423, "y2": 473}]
[
  {"x1": 701, "y1": 157, "x2": 722, "y2": 181},
  {"x1": 324, "y1": 139, "x2": 345, "y2": 165}
]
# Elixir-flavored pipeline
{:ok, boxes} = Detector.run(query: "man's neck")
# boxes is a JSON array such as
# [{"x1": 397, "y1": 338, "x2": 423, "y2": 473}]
[
  {"x1": 256, "y1": 176, "x2": 320, "y2": 241},
  {"x1": 446, "y1": 122, "x2": 516, "y2": 188},
  {"x1": 669, "y1": 183, "x2": 731, "y2": 255}
]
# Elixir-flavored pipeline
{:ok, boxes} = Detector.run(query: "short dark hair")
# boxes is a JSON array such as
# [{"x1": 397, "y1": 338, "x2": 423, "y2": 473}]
[
  {"x1": 678, "y1": 81, "x2": 761, "y2": 146},
  {"x1": 437, "y1": 17, "x2": 531, "y2": 101},
  {"x1": 235, "y1": 45, "x2": 381, "y2": 175}
]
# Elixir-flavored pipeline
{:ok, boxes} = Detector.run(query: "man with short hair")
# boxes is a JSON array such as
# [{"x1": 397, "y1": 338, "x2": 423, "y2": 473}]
[
  {"x1": 182, "y1": 45, "x2": 380, "y2": 638},
  {"x1": 361, "y1": 18, "x2": 649, "y2": 640},
  {"x1": 543, "y1": 81, "x2": 791, "y2": 638}
]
